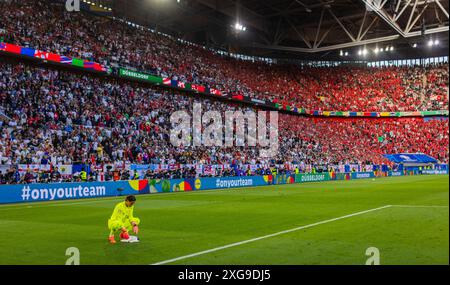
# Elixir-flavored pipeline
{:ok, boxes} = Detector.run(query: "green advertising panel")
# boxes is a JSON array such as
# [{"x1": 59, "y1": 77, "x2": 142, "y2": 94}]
[
  {"x1": 295, "y1": 173, "x2": 331, "y2": 183},
  {"x1": 119, "y1": 68, "x2": 163, "y2": 84}
]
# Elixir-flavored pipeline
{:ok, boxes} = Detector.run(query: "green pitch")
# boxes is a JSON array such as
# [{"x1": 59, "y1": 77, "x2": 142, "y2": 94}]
[{"x1": 0, "y1": 175, "x2": 448, "y2": 265}]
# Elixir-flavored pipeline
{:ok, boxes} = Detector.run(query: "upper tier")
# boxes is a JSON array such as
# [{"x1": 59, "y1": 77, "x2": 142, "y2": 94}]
[{"x1": 0, "y1": 0, "x2": 448, "y2": 113}]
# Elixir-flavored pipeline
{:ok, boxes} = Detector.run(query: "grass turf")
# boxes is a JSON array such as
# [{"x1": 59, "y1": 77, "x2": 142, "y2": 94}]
[{"x1": 0, "y1": 175, "x2": 448, "y2": 265}]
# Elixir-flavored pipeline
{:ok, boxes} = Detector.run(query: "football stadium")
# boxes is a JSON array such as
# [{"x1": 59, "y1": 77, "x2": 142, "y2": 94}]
[{"x1": 0, "y1": 0, "x2": 448, "y2": 268}]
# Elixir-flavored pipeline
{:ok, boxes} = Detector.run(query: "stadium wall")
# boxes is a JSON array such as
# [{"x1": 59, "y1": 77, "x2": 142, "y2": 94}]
[{"x1": 0, "y1": 171, "x2": 448, "y2": 204}]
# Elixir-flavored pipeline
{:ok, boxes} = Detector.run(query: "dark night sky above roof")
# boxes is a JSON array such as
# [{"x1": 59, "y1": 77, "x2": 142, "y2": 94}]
[{"x1": 98, "y1": 0, "x2": 448, "y2": 61}]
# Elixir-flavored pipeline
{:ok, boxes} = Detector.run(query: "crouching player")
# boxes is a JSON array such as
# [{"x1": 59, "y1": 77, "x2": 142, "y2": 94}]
[{"x1": 108, "y1": 195, "x2": 140, "y2": 244}]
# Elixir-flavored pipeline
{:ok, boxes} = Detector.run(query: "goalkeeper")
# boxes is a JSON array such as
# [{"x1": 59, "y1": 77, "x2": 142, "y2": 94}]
[{"x1": 108, "y1": 195, "x2": 141, "y2": 244}]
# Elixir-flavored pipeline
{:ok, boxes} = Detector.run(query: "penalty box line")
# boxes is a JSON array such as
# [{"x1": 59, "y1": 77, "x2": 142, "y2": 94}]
[{"x1": 151, "y1": 205, "x2": 393, "y2": 265}]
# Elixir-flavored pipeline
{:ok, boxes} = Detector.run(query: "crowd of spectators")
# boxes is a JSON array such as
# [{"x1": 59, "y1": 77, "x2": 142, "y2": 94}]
[
  {"x1": 0, "y1": 0, "x2": 448, "y2": 112},
  {"x1": 280, "y1": 116, "x2": 449, "y2": 166},
  {"x1": 0, "y1": 60, "x2": 448, "y2": 184},
  {"x1": 0, "y1": 0, "x2": 448, "y2": 184}
]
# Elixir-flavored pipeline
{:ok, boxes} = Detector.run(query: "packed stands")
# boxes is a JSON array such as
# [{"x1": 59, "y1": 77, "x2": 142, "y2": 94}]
[
  {"x1": 0, "y1": 0, "x2": 448, "y2": 184},
  {"x1": 0, "y1": 0, "x2": 448, "y2": 112},
  {"x1": 0, "y1": 60, "x2": 448, "y2": 183}
]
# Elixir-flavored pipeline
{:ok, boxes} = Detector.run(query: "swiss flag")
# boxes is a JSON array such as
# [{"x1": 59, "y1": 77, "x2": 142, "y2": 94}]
[
  {"x1": 45, "y1": 52, "x2": 61, "y2": 62},
  {"x1": 210, "y1": 88, "x2": 222, "y2": 96},
  {"x1": 232, "y1": 94, "x2": 244, "y2": 101},
  {"x1": 34, "y1": 50, "x2": 46, "y2": 59}
]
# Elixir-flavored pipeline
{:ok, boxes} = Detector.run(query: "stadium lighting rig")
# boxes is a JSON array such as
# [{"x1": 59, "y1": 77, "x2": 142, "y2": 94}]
[
  {"x1": 428, "y1": 39, "x2": 440, "y2": 47},
  {"x1": 357, "y1": 44, "x2": 395, "y2": 56},
  {"x1": 234, "y1": 23, "x2": 247, "y2": 32},
  {"x1": 358, "y1": 48, "x2": 368, "y2": 56},
  {"x1": 82, "y1": 0, "x2": 112, "y2": 11}
]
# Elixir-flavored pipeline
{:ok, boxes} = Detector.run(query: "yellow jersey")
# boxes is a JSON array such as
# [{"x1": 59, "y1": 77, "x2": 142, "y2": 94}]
[{"x1": 110, "y1": 201, "x2": 136, "y2": 224}]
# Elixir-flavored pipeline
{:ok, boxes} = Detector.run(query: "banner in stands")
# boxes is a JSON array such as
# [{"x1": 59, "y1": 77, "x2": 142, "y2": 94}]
[
  {"x1": 114, "y1": 68, "x2": 448, "y2": 118},
  {"x1": 119, "y1": 69, "x2": 163, "y2": 84},
  {"x1": 0, "y1": 180, "x2": 150, "y2": 204},
  {"x1": 0, "y1": 42, "x2": 108, "y2": 73},
  {"x1": 383, "y1": 153, "x2": 438, "y2": 164},
  {"x1": 1, "y1": 42, "x2": 448, "y2": 118},
  {"x1": 17, "y1": 164, "x2": 51, "y2": 175},
  {"x1": 0, "y1": 165, "x2": 9, "y2": 175}
]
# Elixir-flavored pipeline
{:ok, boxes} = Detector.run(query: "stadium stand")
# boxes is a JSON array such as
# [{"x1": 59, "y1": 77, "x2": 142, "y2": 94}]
[
  {"x1": 0, "y1": 60, "x2": 448, "y2": 183},
  {"x1": 0, "y1": 0, "x2": 448, "y2": 183},
  {"x1": 0, "y1": 0, "x2": 448, "y2": 112}
]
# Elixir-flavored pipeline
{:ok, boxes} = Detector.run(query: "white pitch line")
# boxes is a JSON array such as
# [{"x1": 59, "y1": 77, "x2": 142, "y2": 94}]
[
  {"x1": 151, "y1": 205, "x2": 393, "y2": 265},
  {"x1": 391, "y1": 205, "x2": 449, "y2": 208}
]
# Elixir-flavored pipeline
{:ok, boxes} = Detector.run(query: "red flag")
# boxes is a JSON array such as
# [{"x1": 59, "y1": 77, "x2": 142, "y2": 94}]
[
  {"x1": 210, "y1": 88, "x2": 222, "y2": 96},
  {"x1": 232, "y1": 94, "x2": 244, "y2": 101},
  {"x1": 5, "y1": 43, "x2": 21, "y2": 54},
  {"x1": 191, "y1": 84, "x2": 206, "y2": 93},
  {"x1": 45, "y1": 52, "x2": 61, "y2": 62},
  {"x1": 93, "y1": 62, "x2": 105, "y2": 71}
]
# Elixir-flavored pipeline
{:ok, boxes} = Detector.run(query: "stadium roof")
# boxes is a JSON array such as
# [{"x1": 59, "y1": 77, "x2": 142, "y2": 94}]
[{"x1": 100, "y1": 0, "x2": 449, "y2": 60}]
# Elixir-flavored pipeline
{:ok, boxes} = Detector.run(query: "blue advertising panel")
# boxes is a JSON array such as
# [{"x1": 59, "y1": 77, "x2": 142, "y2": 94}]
[
  {"x1": 351, "y1": 172, "x2": 375, "y2": 179},
  {"x1": 1, "y1": 170, "x2": 447, "y2": 205},
  {"x1": 388, "y1": 171, "x2": 404, "y2": 177},
  {"x1": 0, "y1": 180, "x2": 150, "y2": 204},
  {"x1": 422, "y1": 169, "x2": 449, "y2": 175}
]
